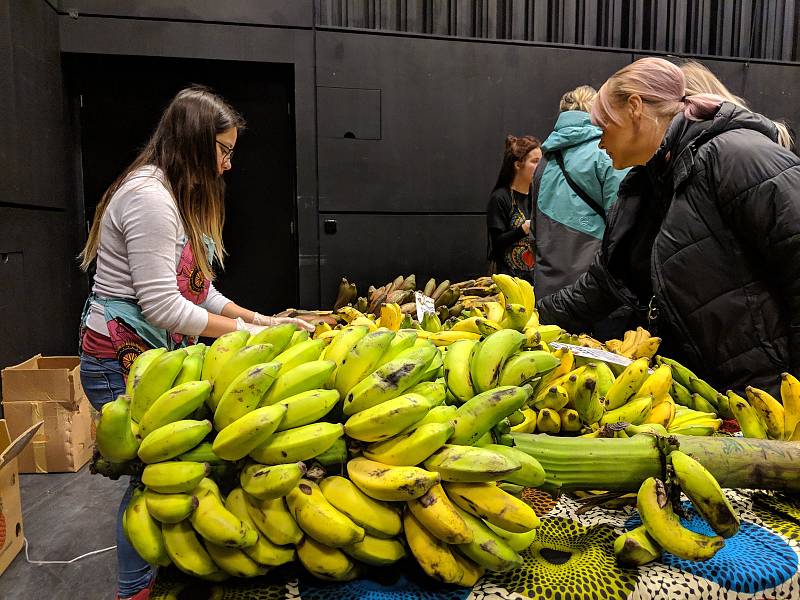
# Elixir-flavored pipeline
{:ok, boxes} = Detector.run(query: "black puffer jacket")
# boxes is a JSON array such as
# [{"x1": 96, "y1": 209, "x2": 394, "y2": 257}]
[{"x1": 538, "y1": 103, "x2": 800, "y2": 395}]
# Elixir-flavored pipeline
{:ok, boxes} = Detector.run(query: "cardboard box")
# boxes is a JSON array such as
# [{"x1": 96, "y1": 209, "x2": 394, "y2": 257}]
[
  {"x1": 0, "y1": 419, "x2": 42, "y2": 576},
  {"x1": 2, "y1": 355, "x2": 95, "y2": 473}
]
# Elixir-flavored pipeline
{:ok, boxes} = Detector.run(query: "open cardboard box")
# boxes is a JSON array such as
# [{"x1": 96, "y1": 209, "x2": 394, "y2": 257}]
[
  {"x1": 0, "y1": 419, "x2": 42, "y2": 576},
  {"x1": 1, "y1": 355, "x2": 94, "y2": 473}
]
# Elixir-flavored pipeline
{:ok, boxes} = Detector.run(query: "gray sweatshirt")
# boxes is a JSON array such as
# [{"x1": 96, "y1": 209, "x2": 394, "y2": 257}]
[{"x1": 86, "y1": 166, "x2": 230, "y2": 337}]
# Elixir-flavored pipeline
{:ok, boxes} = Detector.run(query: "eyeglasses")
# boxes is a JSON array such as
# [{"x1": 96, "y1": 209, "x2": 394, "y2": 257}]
[{"x1": 216, "y1": 139, "x2": 234, "y2": 161}]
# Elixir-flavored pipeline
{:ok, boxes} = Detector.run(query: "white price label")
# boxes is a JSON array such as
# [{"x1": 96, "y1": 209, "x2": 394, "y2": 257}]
[
  {"x1": 548, "y1": 342, "x2": 633, "y2": 367},
  {"x1": 414, "y1": 291, "x2": 436, "y2": 323}
]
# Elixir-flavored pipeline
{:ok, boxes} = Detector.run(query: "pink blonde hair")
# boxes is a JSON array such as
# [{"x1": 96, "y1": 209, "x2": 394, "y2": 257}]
[{"x1": 591, "y1": 57, "x2": 725, "y2": 129}]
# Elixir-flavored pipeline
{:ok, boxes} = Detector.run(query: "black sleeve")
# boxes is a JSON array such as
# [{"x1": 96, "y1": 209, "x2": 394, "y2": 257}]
[
  {"x1": 536, "y1": 251, "x2": 623, "y2": 333},
  {"x1": 487, "y1": 189, "x2": 527, "y2": 260}
]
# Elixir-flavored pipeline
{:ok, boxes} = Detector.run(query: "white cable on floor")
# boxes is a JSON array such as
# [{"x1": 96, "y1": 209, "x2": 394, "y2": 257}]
[{"x1": 23, "y1": 537, "x2": 116, "y2": 565}]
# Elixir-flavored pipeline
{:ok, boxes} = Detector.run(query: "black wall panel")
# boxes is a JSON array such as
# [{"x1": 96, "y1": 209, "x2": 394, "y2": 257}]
[
  {"x1": 316, "y1": 32, "x2": 631, "y2": 214},
  {"x1": 318, "y1": 213, "x2": 487, "y2": 309}
]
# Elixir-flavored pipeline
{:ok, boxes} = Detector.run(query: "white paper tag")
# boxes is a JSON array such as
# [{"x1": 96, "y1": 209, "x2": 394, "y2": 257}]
[
  {"x1": 414, "y1": 291, "x2": 436, "y2": 323},
  {"x1": 548, "y1": 342, "x2": 633, "y2": 367}
]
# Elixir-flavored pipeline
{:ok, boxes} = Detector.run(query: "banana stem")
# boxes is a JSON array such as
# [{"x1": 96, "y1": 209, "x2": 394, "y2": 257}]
[{"x1": 511, "y1": 433, "x2": 800, "y2": 493}]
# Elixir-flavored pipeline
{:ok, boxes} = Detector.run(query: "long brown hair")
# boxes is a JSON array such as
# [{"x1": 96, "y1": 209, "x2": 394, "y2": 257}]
[
  {"x1": 492, "y1": 135, "x2": 541, "y2": 192},
  {"x1": 79, "y1": 86, "x2": 245, "y2": 280}
]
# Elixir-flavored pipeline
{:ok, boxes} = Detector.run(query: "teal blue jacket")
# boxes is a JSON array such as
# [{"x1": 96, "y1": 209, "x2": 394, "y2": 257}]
[{"x1": 534, "y1": 111, "x2": 629, "y2": 298}]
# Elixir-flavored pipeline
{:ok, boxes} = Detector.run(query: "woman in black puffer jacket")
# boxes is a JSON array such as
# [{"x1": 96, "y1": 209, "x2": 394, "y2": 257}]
[{"x1": 537, "y1": 57, "x2": 800, "y2": 396}]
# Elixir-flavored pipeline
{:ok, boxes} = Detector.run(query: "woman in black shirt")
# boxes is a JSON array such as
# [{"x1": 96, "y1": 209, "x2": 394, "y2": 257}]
[{"x1": 486, "y1": 135, "x2": 541, "y2": 282}]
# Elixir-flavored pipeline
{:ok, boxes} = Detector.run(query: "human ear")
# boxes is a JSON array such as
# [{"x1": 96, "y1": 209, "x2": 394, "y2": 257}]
[{"x1": 628, "y1": 94, "x2": 643, "y2": 120}]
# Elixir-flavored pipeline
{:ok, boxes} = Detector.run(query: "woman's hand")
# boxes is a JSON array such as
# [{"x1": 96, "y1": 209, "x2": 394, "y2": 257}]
[
  {"x1": 522, "y1": 219, "x2": 531, "y2": 235},
  {"x1": 253, "y1": 312, "x2": 315, "y2": 332}
]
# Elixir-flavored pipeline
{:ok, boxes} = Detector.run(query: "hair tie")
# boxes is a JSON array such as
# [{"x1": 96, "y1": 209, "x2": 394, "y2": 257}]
[{"x1": 681, "y1": 95, "x2": 688, "y2": 103}]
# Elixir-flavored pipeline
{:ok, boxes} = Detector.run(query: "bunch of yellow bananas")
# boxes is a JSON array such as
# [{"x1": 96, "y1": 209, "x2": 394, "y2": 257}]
[{"x1": 605, "y1": 327, "x2": 661, "y2": 360}]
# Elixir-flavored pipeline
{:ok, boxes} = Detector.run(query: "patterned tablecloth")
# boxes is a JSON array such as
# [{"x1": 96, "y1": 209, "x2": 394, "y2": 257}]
[{"x1": 152, "y1": 490, "x2": 800, "y2": 600}]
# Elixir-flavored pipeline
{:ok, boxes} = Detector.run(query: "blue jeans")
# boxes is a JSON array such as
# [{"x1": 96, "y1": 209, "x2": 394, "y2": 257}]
[{"x1": 80, "y1": 354, "x2": 154, "y2": 598}]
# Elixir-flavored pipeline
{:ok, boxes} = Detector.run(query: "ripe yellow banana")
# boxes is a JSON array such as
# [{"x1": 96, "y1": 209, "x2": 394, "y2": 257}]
[
  {"x1": 224, "y1": 488, "x2": 296, "y2": 567},
  {"x1": 469, "y1": 330, "x2": 526, "y2": 393},
  {"x1": 296, "y1": 537, "x2": 359, "y2": 582},
  {"x1": 643, "y1": 396, "x2": 676, "y2": 428},
  {"x1": 727, "y1": 391, "x2": 767, "y2": 439},
  {"x1": 239, "y1": 461, "x2": 306, "y2": 501},
  {"x1": 245, "y1": 495, "x2": 303, "y2": 546},
  {"x1": 781, "y1": 372, "x2": 800, "y2": 441},
  {"x1": 137, "y1": 419, "x2": 212, "y2": 464},
  {"x1": 424, "y1": 445, "x2": 521, "y2": 483},
  {"x1": 499, "y1": 350, "x2": 560, "y2": 387},
  {"x1": 213, "y1": 361, "x2": 281, "y2": 430},
  {"x1": 637, "y1": 365, "x2": 673, "y2": 404},
  {"x1": 533, "y1": 385, "x2": 569, "y2": 411},
  {"x1": 319, "y1": 475, "x2": 402, "y2": 538},
  {"x1": 342, "y1": 533, "x2": 406, "y2": 566},
  {"x1": 491, "y1": 274, "x2": 525, "y2": 307},
  {"x1": 509, "y1": 407, "x2": 537, "y2": 433},
  {"x1": 515, "y1": 277, "x2": 535, "y2": 314},
  {"x1": 600, "y1": 395, "x2": 654, "y2": 426},
  {"x1": 745, "y1": 386, "x2": 784, "y2": 440},
  {"x1": 96, "y1": 395, "x2": 140, "y2": 461},
  {"x1": 201, "y1": 330, "x2": 250, "y2": 385},
  {"x1": 190, "y1": 478, "x2": 258, "y2": 548},
  {"x1": 286, "y1": 479, "x2": 365, "y2": 547},
  {"x1": 261, "y1": 359, "x2": 336, "y2": 405},
  {"x1": 347, "y1": 457, "x2": 439, "y2": 501},
  {"x1": 636, "y1": 477, "x2": 724, "y2": 561},
  {"x1": 604, "y1": 357, "x2": 649, "y2": 410},
  {"x1": 273, "y1": 338, "x2": 326, "y2": 378},
  {"x1": 572, "y1": 365, "x2": 603, "y2": 425},
  {"x1": 141, "y1": 461, "x2": 209, "y2": 494},
  {"x1": 485, "y1": 521, "x2": 537, "y2": 552},
  {"x1": 613, "y1": 526, "x2": 661, "y2": 567},
  {"x1": 454, "y1": 506, "x2": 522, "y2": 572},
  {"x1": 444, "y1": 482, "x2": 540, "y2": 533},
  {"x1": 212, "y1": 404, "x2": 287, "y2": 461},
  {"x1": 131, "y1": 348, "x2": 188, "y2": 422},
  {"x1": 364, "y1": 421, "x2": 454, "y2": 466},
  {"x1": 204, "y1": 541, "x2": 268, "y2": 578},
  {"x1": 125, "y1": 347, "x2": 166, "y2": 397},
  {"x1": 559, "y1": 408, "x2": 582, "y2": 432},
  {"x1": 249, "y1": 422, "x2": 344, "y2": 465},
  {"x1": 402, "y1": 509, "x2": 465, "y2": 584},
  {"x1": 670, "y1": 450, "x2": 739, "y2": 538},
  {"x1": 143, "y1": 489, "x2": 198, "y2": 523},
  {"x1": 275, "y1": 388, "x2": 340, "y2": 431},
  {"x1": 209, "y1": 343, "x2": 276, "y2": 410},
  {"x1": 536, "y1": 407, "x2": 561, "y2": 433},
  {"x1": 344, "y1": 392, "x2": 432, "y2": 442},
  {"x1": 450, "y1": 385, "x2": 531, "y2": 445},
  {"x1": 162, "y1": 519, "x2": 221, "y2": 578},
  {"x1": 138, "y1": 380, "x2": 212, "y2": 438},
  {"x1": 124, "y1": 488, "x2": 171, "y2": 566},
  {"x1": 407, "y1": 483, "x2": 473, "y2": 544}
]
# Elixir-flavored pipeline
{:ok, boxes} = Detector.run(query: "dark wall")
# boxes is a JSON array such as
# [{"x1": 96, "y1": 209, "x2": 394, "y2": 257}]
[{"x1": 0, "y1": 0, "x2": 83, "y2": 376}]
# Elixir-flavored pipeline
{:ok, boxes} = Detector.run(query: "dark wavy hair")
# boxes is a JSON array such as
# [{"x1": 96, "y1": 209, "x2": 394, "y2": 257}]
[{"x1": 492, "y1": 134, "x2": 541, "y2": 192}]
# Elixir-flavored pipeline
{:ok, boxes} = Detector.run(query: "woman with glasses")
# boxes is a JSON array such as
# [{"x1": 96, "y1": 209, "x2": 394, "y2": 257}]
[{"x1": 77, "y1": 86, "x2": 312, "y2": 600}]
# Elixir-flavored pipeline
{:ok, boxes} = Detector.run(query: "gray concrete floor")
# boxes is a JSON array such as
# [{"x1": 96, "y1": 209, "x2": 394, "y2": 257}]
[{"x1": 0, "y1": 465, "x2": 120, "y2": 599}]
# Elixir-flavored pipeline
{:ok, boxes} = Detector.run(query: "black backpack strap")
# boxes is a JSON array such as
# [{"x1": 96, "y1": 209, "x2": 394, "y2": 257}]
[{"x1": 553, "y1": 150, "x2": 606, "y2": 222}]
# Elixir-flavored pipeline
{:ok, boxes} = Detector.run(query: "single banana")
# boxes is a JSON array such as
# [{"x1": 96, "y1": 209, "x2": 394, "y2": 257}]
[
  {"x1": 224, "y1": 488, "x2": 296, "y2": 566},
  {"x1": 273, "y1": 338, "x2": 326, "y2": 378},
  {"x1": 239, "y1": 461, "x2": 307, "y2": 501},
  {"x1": 501, "y1": 303, "x2": 530, "y2": 332},
  {"x1": 402, "y1": 509, "x2": 465, "y2": 584},
  {"x1": 573, "y1": 366, "x2": 603, "y2": 425},
  {"x1": 407, "y1": 483, "x2": 473, "y2": 544},
  {"x1": 781, "y1": 372, "x2": 800, "y2": 441},
  {"x1": 314, "y1": 437, "x2": 348, "y2": 468},
  {"x1": 485, "y1": 522, "x2": 538, "y2": 552},
  {"x1": 212, "y1": 404, "x2": 287, "y2": 461},
  {"x1": 323, "y1": 325, "x2": 371, "y2": 386},
  {"x1": 173, "y1": 352, "x2": 204, "y2": 386},
  {"x1": 688, "y1": 376, "x2": 721, "y2": 410},
  {"x1": 491, "y1": 274, "x2": 525, "y2": 306},
  {"x1": 204, "y1": 541, "x2": 268, "y2": 578},
  {"x1": 288, "y1": 329, "x2": 310, "y2": 347},
  {"x1": 319, "y1": 475, "x2": 402, "y2": 538},
  {"x1": 444, "y1": 482, "x2": 540, "y2": 533},
  {"x1": 480, "y1": 444, "x2": 545, "y2": 487},
  {"x1": 249, "y1": 421, "x2": 344, "y2": 465},
  {"x1": 344, "y1": 344, "x2": 437, "y2": 415},
  {"x1": 443, "y1": 338, "x2": 478, "y2": 402},
  {"x1": 247, "y1": 322, "x2": 296, "y2": 355},
  {"x1": 124, "y1": 488, "x2": 171, "y2": 566},
  {"x1": 450, "y1": 385, "x2": 531, "y2": 445},
  {"x1": 276, "y1": 388, "x2": 340, "y2": 431},
  {"x1": 125, "y1": 347, "x2": 166, "y2": 397},
  {"x1": 143, "y1": 488, "x2": 198, "y2": 523},
  {"x1": 637, "y1": 364, "x2": 673, "y2": 404},
  {"x1": 654, "y1": 355, "x2": 695, "y2": 388},
  {"x1": 296, "y1": 536, "x2": 359, "y2": 582},
  {"x1": 209, "y1": 343, "x2": 276, "y2": 410},
  {"x1": 190, "y1": 478, "x2": 258, "y2": 548},
  {"x1": 515, "y1": 277, "x2": 536, "y2": 314},
  {"x1": 603, "y1": 357, "x2": 649, "y2": 410},
  {"x1": 727, "y1": 391, "x2": 768, "y2": 439},
  {"x1": 559, "y1": 408, "x2": 582, "y2": 432},
  {"x1": 670, "y1": 380, "x2": 695, "y2": 408},
  {"x1": 532, "y1": 348, "x2": 574, "y2": 397},
  {"x1": 406, "y1": 379, "x2": 447, "y2": 406},
  {"x1": 347, "y1": 457, "x2": 440, "y2": 501},
  {"x1": 636, "y1": 477, "x2": 724, "y2": 561},
  {"x1": 344, "y1": 392, "x2": 432, "y2": 442},
  {"x1": 334, "y1": 330, "x2": 396, "y2": 397},
  {"x1": 364, "y1": 421, "x2": 454, "y2": 466},
  {"x1": 245, "y1": 495, "x2": 303, "y2": 546},
  {"x1": 452, "y1": 552, "x2": 487, "y2": 587},
  {"x1": 261, "y1": 360, "x2": 336, "y2": 405},
  {"x1": 131, "y1": 349, "x2": 188, "y2": 422},
  {"x1": 509, "y1": 408, "x2": 538, "y2": 434},
  {"x1": 141, "y1": 461, "x2": 209, "y2": 494},
  {"x1": 373, "y1": 329, "x2": 419, "y2": 369},
  {"x1": 137, "y1": 419, "x2": 212, "y2": 464},
  {"x1": 213, "y1": 361, "x2": 281, "y2": 430},
  {"x1": 201, "y1": 330, "x2": 250, "y2": 385},
  {"x1": 499, "y1": 350, "x2": 560, "y2": 387},
  {"x1": 536, "y1": 407, "x2": 561, "y2": 433},
  {"x1": 593, "y1": 361, "x2": 617, "y2": 399},
  {"x1": 454, "y1": 506, "x2": 522, "y2": 572},
  {"x1": 600, "y1": 395, "x2": 654, "y2": 426},
  {"x1": 286, "y1": 479, "x2": 366, "y2": 547},
  {"x1": 469, "y1": 330, "x2": 526, "y2": 393},
  {"x1": 533, "y1": 385, "x2": 569, "y2": 411},
  {"x1": 401, "y1": 404, "x2": 457, "y2": 434},
  {"x1": 162, "y1": 519, "x2": 220, "y2": 578},
  {"x1": 424, "y1": 445, "x2": 520, "y2": 483},
  {"x1": 176, "y1": 441, "x2": 224, "y2": 465},
  {"x1": 670, "y1": 450, "x2": 739, "y2": 538},
  {"x1": 613, "y1": 526, "x2": 661, "y2": 567},
  {"x1": 342, "y1": 534, "x2": 406, "y2": 566},
  {"x1": 138, "y1": 380, "x2": 212, "y2": 438},
  {"x1": 96, "y1": 395, "x2": 140, "y2": 461}
]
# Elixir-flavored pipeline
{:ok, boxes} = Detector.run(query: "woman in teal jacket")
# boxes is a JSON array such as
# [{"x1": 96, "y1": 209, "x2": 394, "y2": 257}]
[{"x1": 534, "y1": 86, "x2": 629, "y2": 300}]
